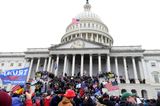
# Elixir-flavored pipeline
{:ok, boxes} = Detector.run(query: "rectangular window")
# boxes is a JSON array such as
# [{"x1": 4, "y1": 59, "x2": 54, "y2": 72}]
[
  {"x1": 154, "y1": 74, "x2": 159, "y2": 83},
  {"x1": 10, "y1": 63, "x2": 14, "y2": 66},
  {"x1": 151, "y1": 62, "x2": 156, "y2": 67},
  {"x1": 1, "y1": 63, "x2": 4, "y2": 66},
  {"x1": 18, "y1": 63, "x2": 22, "y2": 66}
]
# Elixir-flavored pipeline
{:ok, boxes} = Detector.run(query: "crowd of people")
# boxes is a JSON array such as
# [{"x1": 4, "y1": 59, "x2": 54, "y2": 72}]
[{"x1": 0, "y1": 72, "x2": 160, "y2": 106}]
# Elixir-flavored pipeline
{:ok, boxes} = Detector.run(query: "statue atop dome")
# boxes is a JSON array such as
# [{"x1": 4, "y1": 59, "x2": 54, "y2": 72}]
[
  {"x1": 84, "y1": 0, "x2": 91, "y2": 11},
  {"x1": 86, "y1": 0, "x2": 89, "y2": 4}
]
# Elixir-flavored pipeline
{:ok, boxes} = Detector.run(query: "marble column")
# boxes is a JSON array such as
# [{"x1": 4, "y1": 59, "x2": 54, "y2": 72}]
[
  {"x1": 27, "y1": 58, "x2": 34, "y2": 81},
  {"x1": 80, "y1": 54, "x2": 84, "y2": 76},
  {"x1": 107, "y1": 55, "x2": 111, "y2": 72},
  {"x1": 89, "y1": 54, "x2": 93, "y2": 77},
  {"x1": 63, "y1": 55, "x2": 67, "y2": 76},
  {"x1": 86, "y1": 33, "x2": 88, "y2": 40},
  {"x1": 96, "y1": 34, "x2": 99, "y2": 42},
  {"x1": 141, "y1": 57, "x2": 150, "y2": 83},
  {"x1": 98, "y1": 54, "x2": 102, "y2": 74},
  {"x1": 80, "y1": 33, "x2": 83, "y2": 38},
  {"x1": 132, "y1": 57, "x2": 139, "y2": 83},
  {"x1": 91, "y1": 33, "x2": 94, "y2": 41},
  {"x1": 123, "y1": 57, "x2": 129, "y2": 83},
  {"x1": 47, "y1": 56, "x2": 52, "y2": 72},
  {"x1": 43, "y1": 58, "x2": 47, "y2": 71},
  {"x1": 101, "y1": 35, "x2": 103, "y2": 43},
  {"x1": 36, "y1": 58, "x2": 40, "y2": 72},
  {"x1": 115, "y1": 57, "x2": 120, "y2": 83},
  {"x1": 55, "y1": 55, "x2": 59, "y2": 76},
  {"x1": 50, "y1": 59, "x2": 54, "y2": 72},
  {"x1": 72, "y1": 55, "x2": 76, "y2": 76}
]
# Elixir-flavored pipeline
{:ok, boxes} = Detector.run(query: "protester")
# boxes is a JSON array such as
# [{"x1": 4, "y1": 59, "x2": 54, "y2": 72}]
[
  {"x1": 120, "y1": 92, "x2": 137, "y2": 106},
  {"x1": 25, "y1": 91, "x2": 33, "y2": 106},
  {"x1": 156, "y1": 92, "x2": 160, "y2": 106},
  {"x1": 101, "y1": 93, "x2": 115, "y2": 106},
  {"x1": 0, "y1": 90, "x2": 12, "y2": 106},
  {"x1": 50, "y1": 91, "x2": 63, "y2": 106},
  {"x1": 0, "y1": 71, "x2": 158, "y2": 106},
  {"x1": 12, "y1": 85, "x2": 24, "y2": 106},
  {"x1": 58, "y1": 89, "x2": 76, "y2": 106},
  {"x1": 43, "y1": 90, "x2": 52, "y2": 106}
]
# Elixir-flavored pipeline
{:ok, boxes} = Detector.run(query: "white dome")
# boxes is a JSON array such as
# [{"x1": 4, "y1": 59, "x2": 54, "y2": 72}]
[
  {"x1": 76, "y1": 3, "x2": 102, "y2": 22},
  {"x1": 76, "y1": 11, "x2": 102, "y2": 22},
  {"x1": 61, "y1": 1, "x2": 113, "y2": 47}
]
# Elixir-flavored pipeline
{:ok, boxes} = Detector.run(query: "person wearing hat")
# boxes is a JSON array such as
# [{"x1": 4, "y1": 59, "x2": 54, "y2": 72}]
[
  {"x1": 58, "y1": 89, "x2": 76, "y2": 106},
  {"x1": 0, "y1": 90, "x2": 12, "y2": 106},
  {"x1": 120, "y1": 92, "x2": 137, "y2": 105}
]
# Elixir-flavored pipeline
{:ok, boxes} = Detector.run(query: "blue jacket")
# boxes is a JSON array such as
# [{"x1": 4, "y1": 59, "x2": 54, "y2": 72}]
[{"x1": 12, "y1": 97, "x2": 23, "y2": 106}]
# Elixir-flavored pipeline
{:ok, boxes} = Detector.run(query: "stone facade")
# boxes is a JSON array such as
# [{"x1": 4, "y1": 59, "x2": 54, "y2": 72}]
[{"x1": 0, "y1": 1, "x2": 160, "y2": 99}]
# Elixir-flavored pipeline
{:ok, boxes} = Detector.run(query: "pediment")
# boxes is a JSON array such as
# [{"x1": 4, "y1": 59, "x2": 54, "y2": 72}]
[{"x1": 50, "y1": 38, "x2": 108, "y2": 49}]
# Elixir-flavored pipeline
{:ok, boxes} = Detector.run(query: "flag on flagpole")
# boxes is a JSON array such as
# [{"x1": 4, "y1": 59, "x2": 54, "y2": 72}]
[
  {"x1": 72, "y1": 18, "x2": 80, "y2": 24},
  {"x1": 12, "y1": 85, "x2": 21, "y2": 93},
  {"x1": 104, "y1": 81, "x2": 119, "y2": 91}
]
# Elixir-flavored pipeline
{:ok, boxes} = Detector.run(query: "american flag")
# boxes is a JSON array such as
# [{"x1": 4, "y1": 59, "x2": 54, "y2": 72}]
[
  {"x1": 12, "y1": 85, "x2": 21, "y2": 93},
  {"x1": 72, "y1": 18, "x2": 80, "y2": 24},
  {"x1": 104, "y1": 81, "x2": 119, "y2": 91}
]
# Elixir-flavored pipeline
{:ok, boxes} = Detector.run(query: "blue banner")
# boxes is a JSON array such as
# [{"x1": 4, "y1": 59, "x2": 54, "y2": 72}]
[{"x1": 0, "y1": 67, "x2": 29, "y2": 85}]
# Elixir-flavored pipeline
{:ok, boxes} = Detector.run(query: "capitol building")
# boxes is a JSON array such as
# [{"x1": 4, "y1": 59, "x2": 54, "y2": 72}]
[{"x1": 0, "y1": 1, "x2": 160, "y2": 99}]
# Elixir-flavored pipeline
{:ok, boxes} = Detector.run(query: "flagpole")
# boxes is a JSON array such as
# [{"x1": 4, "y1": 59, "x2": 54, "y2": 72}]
[{"x1": 78, "y1": 20, "x2": 80, "y2": 38}]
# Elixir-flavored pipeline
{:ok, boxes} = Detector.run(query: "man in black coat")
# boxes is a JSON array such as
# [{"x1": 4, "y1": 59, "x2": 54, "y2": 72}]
[{"x1": 102, "y1": 93, "x2": 115, "y2": 106}]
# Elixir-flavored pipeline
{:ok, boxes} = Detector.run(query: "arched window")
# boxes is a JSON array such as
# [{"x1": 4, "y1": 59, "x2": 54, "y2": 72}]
[
  {"x1": 131, "y1": 89, "x2": 137, "y2": 95},
  {"x1": 92, "y1": 23, "x2": 94, "y2": 28},
  {"x1": 88, "y1": 23, "x2": 90, "y2": 28},
  {"x1": 121, "y1": 89, "x2": 127, "y2": 94},
  {"x1": 152, "y1": 71, "x2": 160, "y2": 83},
  {"x1": 141, "y1": 90, "x2": 148, "y2": 99},
  {"x1": 80, "y1": 23, "x2": 82, "y2": 28}
]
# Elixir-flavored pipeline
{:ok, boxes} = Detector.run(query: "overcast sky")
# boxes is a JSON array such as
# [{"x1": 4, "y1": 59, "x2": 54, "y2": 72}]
[{"x1": 0, "y1": 0, "x2": 160, "y2": 52}]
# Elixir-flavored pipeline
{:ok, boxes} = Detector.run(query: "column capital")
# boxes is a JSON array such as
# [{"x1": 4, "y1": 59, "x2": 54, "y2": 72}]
[
  {"x1": 114, "y1": 56, "x2": 118, "y2": 58},
  {"x1": 107, "y1": 54, "x2": 110, "y2": 56},
  {"x1": 132, "y1": 56, "x2": 136, "y2": 59},
  {"x1": 89, "y1": 54, "x2": 93, "y2": 56},
  {"x1": 141, "y1": 56, "x2": 145, "y2": 59},
  {"x1": 98, "y1": 54, "x2": 101, "y2": 56}
]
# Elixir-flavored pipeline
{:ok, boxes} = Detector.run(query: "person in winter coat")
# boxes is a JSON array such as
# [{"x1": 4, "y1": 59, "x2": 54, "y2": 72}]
[
  {"x1": 58, "y1": 89, "x2": 76, "y2": 106},
  {"x1": 101, "y1": 93, "x2": 115, "y2": 106},
  {"x1": 82, "y1": 95, "x2": 96, "y2": 106},
  {"x1": 0, "y1": 91, "x2": 12, "y2": 106},
  {"x1": 50, "y1": 93, "x2": 62, "y2": 106},
  {"x1": 156, "y1": 92, "x2": 160, "y2": 106},
  {"x1": 12, "y1": 95, "x2": 23, "y2": 106},
  {"x1": 44, "y1": 90, "x2": 52, "y2": 106},
  {"x1": 11, "y1": 86, "x2": 24, "y2": 106},
  {"x1": 25, "y1": 91, "x2": 33, "y2": 106},
  {"x1": 120, "y1": 92, "x2": 137, "y2": 106}
]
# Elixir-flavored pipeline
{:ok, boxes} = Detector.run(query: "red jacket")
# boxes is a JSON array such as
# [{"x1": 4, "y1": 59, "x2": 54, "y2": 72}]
[
  {"x1": 25, "y1": 99, "x2": 33, "y2": 106},
  {"x1": 44, "y1": 96, "x2": 52, "y2": 106}
]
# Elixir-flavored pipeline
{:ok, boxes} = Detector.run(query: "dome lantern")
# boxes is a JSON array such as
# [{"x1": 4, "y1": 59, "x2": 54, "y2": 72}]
[{"x1": 84, "y1": 0, "x2": 91, "y2": 11}]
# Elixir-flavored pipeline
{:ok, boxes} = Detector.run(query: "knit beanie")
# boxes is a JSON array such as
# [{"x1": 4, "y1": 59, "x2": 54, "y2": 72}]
[{"x1": 0, "y1": 91, "x2": 12, "y2": 106}]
